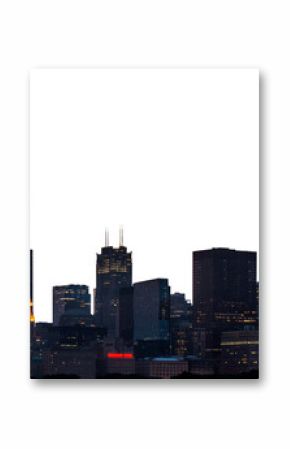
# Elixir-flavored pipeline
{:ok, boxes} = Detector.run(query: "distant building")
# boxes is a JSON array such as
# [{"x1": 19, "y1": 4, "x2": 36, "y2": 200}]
[
  {"x1": 170, "y1": 293, "x2": 190, "y2": 320},
  {"x1": 53, "y1": 284, "x2": 91, "y2": 326},
  {"x1": 219, "y1": 330, "x2": 259, "y2": 375},
  {"x1": 58, "y1": 314, "x2": 97, "y2": 328},
  {"x1": 170, "y1": 292, "x2": 193, "y2": 356},
  {"x1": 170, "y1": 325, "x2": 194, "y2": 357},
  {"x1": 134, "y1": 339, "x2": 170, "y2": 358},
  {"x1": 193, "y1": 248, "x2": 257, "y2": 356},
  {"x1": 95, "y1": 229, "x2": 132, "y2": 337},
  {"x1": 96, "y1": 353, "x2": 135, "y2": 377},
  {"x1": 133, "y1": 278, "x2": 170, "y2": 341},
  {"x1": 30, "y1": 322, "x2": 54, "y2": 378},
  {"x1": 188, "y1": 357, "x2": 215, "y2": 376},
  {"x1": 42, "y1": 348, "x2": 97, "y2": 379},
  {"x1": 136, "y1": 357, "x2": 188, "y2": 379}
]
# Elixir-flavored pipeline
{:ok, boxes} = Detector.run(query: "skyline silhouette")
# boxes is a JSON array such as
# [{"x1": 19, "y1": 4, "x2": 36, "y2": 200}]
[
  {"x1": 31, "y1": 226, "x2": 259, "y2": 321},
  {"x1": 30, "y1": 234, "x2": 259, "y2": 379}
]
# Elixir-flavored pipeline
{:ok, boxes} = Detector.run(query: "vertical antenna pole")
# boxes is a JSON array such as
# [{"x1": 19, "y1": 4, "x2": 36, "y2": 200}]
[
  {"x1": 119, "y1": 225, "x2": 124, "y2": 247},
  {"x1": 105, "y1": 228, "x2": 109, "y2": 247}
]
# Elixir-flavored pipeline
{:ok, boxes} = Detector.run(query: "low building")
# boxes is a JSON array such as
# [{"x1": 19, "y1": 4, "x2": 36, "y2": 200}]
[
  {"x1": 136, "y1": 357, "x2": 188, "y2": 379},
  {"x1": 42, "y1": 347, "x2": 98, "y2": 379},
  {"x1": 96, "y1": 353, "x2": 135, "y2": 377}
]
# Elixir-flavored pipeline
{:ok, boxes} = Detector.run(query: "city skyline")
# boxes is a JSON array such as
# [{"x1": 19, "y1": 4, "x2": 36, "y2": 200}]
[
  {"x1": 31, "y1": 229, "x2": 259, "y2": 322},
  {"x1": 30, "y1": 242, "x2": 258, "y2": 379},
  {"x1": 30, "y1": 233, "x2": 259, "y2": 316}
]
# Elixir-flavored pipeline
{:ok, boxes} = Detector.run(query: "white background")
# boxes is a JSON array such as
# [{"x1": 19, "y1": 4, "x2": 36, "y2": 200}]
[
  {"x1": 0, "y1": 1, "x2": 288, "y2": 449},
  {"x1": 30, "y1": 68, "x2": 258, "y2": 321}
]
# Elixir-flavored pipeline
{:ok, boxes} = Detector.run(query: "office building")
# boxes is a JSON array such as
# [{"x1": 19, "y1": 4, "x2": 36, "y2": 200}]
[
  {"x1": 193, "y1": 248, "x2": 257, "y2": 356},
  {"x1": 219, "y1": 330, "x2": 259, "y2": 376},
  {"x1": 53, "y1": 284, "x2": 91, "y2": 326},
  {"x1": 95, "y1": 228, "x2": 132, "y2": 337},
  {"x1": 133, "y1": 278, "x2": 170, "y2": 341}
]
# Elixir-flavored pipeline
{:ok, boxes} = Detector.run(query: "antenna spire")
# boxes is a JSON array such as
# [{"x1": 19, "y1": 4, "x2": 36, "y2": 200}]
[
  {"x1": 105, "y1": 228, "x2": 109, "y2": 247},
  {"x1": 119, "y1": 225, "x2": 124, "y2": 247}
]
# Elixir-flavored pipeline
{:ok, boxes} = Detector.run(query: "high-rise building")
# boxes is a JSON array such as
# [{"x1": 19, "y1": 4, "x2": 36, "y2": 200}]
[
  {"x1": 95, "y1": 228, "x2": 132, "y2": 337},
  {"x1": 133, "y1": 278, "x2": 170, "y2": 342},
  {"x1": 193, "y1": 248, "x2": 257, "y2": 356},
  {"x1": 53, "y1": 284, "x2": 91, "y2": 326}
]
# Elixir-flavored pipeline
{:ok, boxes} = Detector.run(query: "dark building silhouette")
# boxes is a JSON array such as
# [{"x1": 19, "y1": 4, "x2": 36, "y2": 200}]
[
  {"x1": 96, "y1": 353, "x2": 135, "y2": 377},
  {"x1": 58, "y1": 314, "x2": 97, "y2": 327},
  {"x1": 170, "y1": 292, "x2": 192, "y2": 320},
  {"x1": 118, "y1": 286, "x2": 134, "y2": 345},
  {"x1": 95, "y1": 229, "x2": 132, "y2": 337},
  {"x1": 53, "y1": 284, "x2": 91, "y2": 326},
  {"x1": 219, "y1": 330, "x2": 259, "y2": 375},
  {"x1": 41, "y1": 347, "x2": 98, "y2": 379},
  {"x1": 135, "y1": 357, "x2": 188, "y2": 379},
  {"x1": 133, "y1": 279, "x2": 170, "y2": 346},
  {"x1": 193, "y1": 248, "x2": 257, "y2": 359},
  {"x1": 30, "y1": 321, "x2": 106, "y2": 378},
  {"x1": 170, "y1": 292, "x2": 193, "y2": 356}
]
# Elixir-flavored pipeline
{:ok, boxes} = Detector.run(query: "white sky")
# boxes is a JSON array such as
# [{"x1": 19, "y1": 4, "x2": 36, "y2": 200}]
[{"x1": 30, "y1": 68, "x2": 259, "y2": 322}]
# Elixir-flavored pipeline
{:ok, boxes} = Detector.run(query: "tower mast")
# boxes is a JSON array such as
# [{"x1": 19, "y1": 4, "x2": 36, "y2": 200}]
[
  {"x1": 105, "y1": 228, "x2": 109, "y2": 247},
  {"x1": 119, "y1": 225, "x2": 124, "y2": 247}
]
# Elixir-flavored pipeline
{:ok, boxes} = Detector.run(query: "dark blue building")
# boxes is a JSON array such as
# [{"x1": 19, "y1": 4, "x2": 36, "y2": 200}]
[{"x1": 133, "y1": 278, "x2": 170, "y2": 342}]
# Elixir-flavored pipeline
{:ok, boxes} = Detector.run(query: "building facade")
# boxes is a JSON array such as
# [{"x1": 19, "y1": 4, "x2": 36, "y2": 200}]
[
  {"x1": 193, "y1": 248, "x2": 257, "y2": 357},
  {"x1": 95, "y1": 244, "x2": 132, "y2": 337},
  {"x1": 53, "y1": 284, "x2": 91, "y2": 326},
  {"x1": 133, "y1": 278, "x2": 170, "y2": 342},
  {"x1": 219, "y1": 330, "x2": 259, "y2": 375}
]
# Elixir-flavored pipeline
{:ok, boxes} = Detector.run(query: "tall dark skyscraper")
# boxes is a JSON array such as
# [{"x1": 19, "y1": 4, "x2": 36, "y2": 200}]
[
  {"x1": 53, "y1": 284, "x2": 91, "y2": 326},
  {"x1": 95, "y1": 228, "x2": 132, "y2": 337},
  {"x1": 193, "y1": 248, "x2": 257, "y2": 356},
  {"x1": 133, "y1": 278, "x2": 170, "y2": 341}
]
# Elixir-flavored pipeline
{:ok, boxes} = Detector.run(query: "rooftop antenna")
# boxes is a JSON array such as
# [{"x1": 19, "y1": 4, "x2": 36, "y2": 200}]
[
  {"x1": 105, "y1": 227, "x2": 109, "y2": 247},
  {"x1": 119, "y1": 225, "x2": 124, "y2": 247}
]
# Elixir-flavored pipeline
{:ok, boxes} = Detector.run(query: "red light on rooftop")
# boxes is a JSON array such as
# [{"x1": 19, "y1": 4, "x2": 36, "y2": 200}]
[{"x1": 107, "y1": 353, "x2": 134, "y2": 359}]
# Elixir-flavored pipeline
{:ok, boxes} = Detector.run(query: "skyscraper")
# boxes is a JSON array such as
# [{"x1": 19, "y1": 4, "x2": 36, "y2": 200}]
[
  {"x1": 53, "y1": 284, "x2": 91, "y2": 326},
  {"x1": 192, "y1": 248, "x2": 257, "y2": 356},
  {"x1": 133, "y1": 278, "x2": 170, "y2": 341},
  {"x1": 95, "y1": 228, "x2": 132, "y2": 337}
]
